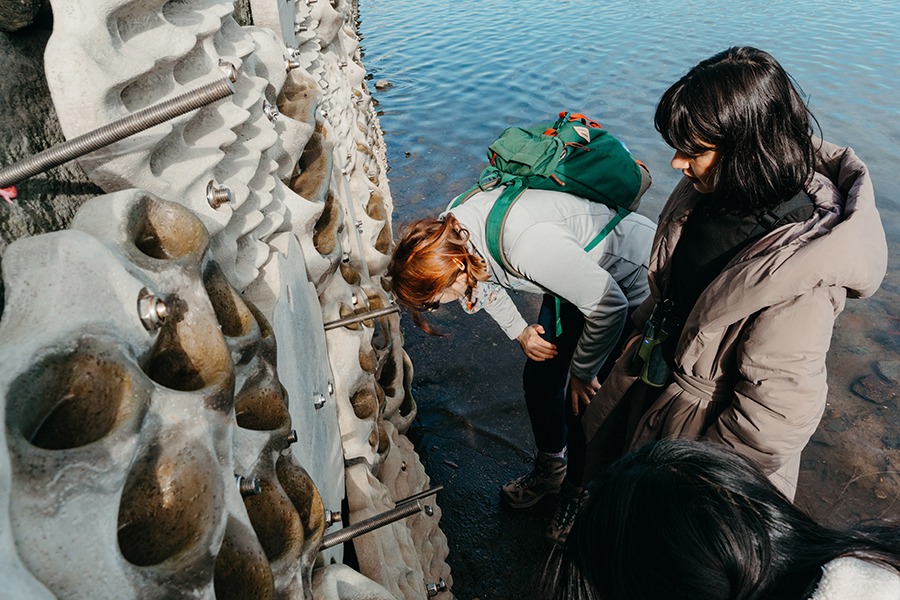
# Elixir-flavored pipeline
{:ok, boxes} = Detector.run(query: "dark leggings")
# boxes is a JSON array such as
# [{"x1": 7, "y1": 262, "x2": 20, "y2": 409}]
[{"x1": 522, "y1": 295, "x2": 630, "y2": 487}]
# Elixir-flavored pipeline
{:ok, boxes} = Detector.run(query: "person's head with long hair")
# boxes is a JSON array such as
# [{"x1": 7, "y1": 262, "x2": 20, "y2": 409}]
[
  {"x1": 547, "y1": 439, "x2": 900, "y2": 600},
  {"x1": 387, "y1": 214, "x2": 489, "y2": 334},
  {"x1": 655, "y1": 46, "x2": 820, "y2": 212}
]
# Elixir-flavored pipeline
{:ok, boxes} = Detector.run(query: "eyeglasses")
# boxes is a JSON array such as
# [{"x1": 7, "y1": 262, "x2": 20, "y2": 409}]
[{"x1": 421, "y1": 300, "x2": 440, "y2": 312}]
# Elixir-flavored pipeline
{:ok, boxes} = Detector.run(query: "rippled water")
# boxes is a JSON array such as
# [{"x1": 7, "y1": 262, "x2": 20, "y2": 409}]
[{"x1": 358, "y1": 0, "x2": 900, "y2": 535}]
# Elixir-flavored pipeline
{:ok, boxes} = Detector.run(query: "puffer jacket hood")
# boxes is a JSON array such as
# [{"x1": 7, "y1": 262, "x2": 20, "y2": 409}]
[{"x1": 651, "y1": 139, "x2": 887, "y2": 365}]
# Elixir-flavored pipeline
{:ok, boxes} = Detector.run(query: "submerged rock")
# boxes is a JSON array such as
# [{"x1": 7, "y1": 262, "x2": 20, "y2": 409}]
[
  {"x1": 875, "y1": 360, "x2": 900, "y2": 383},
  {"x1": 851, "y1": 374, "x2": 897, "y2": 404}
]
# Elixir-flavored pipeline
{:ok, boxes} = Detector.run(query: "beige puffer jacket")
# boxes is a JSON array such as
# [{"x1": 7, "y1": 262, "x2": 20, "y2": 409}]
[{"x1": 581, "y1": 139, "x2": 888, "y2": 499}]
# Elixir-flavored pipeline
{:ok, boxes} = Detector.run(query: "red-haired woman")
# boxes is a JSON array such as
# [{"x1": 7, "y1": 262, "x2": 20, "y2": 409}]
[{"x1": 388, "y1": 180, "x2": 655, "y2": 543}]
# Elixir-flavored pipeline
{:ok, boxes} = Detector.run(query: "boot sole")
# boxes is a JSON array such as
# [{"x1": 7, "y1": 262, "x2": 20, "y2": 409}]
[{"x1": 498, "y1": 488, "x2": 559, "y2": 509}]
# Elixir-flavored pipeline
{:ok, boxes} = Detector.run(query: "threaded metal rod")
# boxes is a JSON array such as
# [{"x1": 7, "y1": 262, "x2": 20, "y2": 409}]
[
  {"x1": 319, "y1": 500, "x2": 423, "y2": 550},
  {"x1": 396, "y1": 485, "x2": 444, "y2": 506},
  {"x1": 322, "y1": 305, "x2": 400, "y2": 331},
  {"x1": 0, "y1": 78, "x2": 235, "y2": 188}
]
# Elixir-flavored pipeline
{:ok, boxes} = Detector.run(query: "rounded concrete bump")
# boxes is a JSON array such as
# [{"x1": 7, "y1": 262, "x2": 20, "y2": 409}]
[
  {"x1": 275, "y1": 454, "x2": 326, "y2": 553},
  {"x1": 234, "y1": 385, "x2": 290, "y2": 431},
  {"x1": 340, "y1": 263, "x2": 361, "y2": 285},
  {"x1": 312, "y1": 190, "x2": 341, "y2": 255},
  {"x1": 203, "y1": 263, "x2": 256, "y2": 338},
  {"x1": 213, "y1": 518, "x2": 275, "y2": 600},
  {"x1": 144, "y1": 317, "x2": 232, "y2": 392},
  {"x1": 242, "y1": 478, "x2": 304, "y2": 564},
  {"x1": 117, "y1": 440, "x2": 221, "y2": 567},
  {"x1": 131, "y1": 194, "x2": 209, "y2": 261},
  {"x1": 350, "y1": 388, "x2": 378, "y2": 420}
]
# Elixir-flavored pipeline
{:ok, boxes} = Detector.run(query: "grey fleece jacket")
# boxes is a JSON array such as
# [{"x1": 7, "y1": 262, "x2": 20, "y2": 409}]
[{"x1": 445, "y1": 187, "x2": 656, "y2": 381}]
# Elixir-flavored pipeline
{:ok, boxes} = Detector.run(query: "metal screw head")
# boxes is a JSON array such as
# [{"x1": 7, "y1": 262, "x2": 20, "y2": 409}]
[
  {"x1": 339, "y1": 61, "x2": 348, "y2": 68},
  {"x1": 426, "y1": 578, "x2": 447, "y2": 597},
  {"x1": 218, "y1": 60, "x2": 237, "y2": 82},
  {"x1": 286, "y1": 57, "x2": 301, "y2": 72},
  {"x1": 294, "y1": 22, "x2": 308, "y2": 34},
  {"x1": 424, "y1": 505, "x2": 434, "y2": 517},
  {"x1": 400, "y1": 461, "x2": 407, "y2": 471},
  {"x1": 328, "y1": 381, "x2": 335, "y2": 396},
  {"x1": 263, "y1": 100, "x2": 279, "y2": 122},
  {"x1": 236, "y1": 475, "x2": 262, "y2": 497},
  {"x1": 341, "y1": 251, "x2": 351, "y2": 264},
  {"x1": 324, "y1": 509, "x2": 341, "y2": 527},
  {"x1": 355, "y1": 219, "x2": 364, "y2": 232},
  {"x1": 286, "y1": 429, "x2": 298, "y2": 445},
  {"x1": 207, "y1": 180, "x2": 233, "y2": 209},
  {"x1": 137, "y1": 288, "x2": 167, "y2": 330},
  {"x1": 313, "y1": 393, "x2": 326, "y2": 409},
  {"x1": 287, "y1": 46, "x2": 300, "y2": 58},
  {"x1": 351, "y1": 293, "x2": 359, "y2": 306}
]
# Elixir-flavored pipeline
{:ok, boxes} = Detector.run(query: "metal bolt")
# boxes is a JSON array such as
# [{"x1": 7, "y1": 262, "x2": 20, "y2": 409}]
[
  {"x1": 341, "y1": 251, "x2": 350, "y2": 263},
  {"x1": 347, "y1": 152, "x2": 352, "y2": 160},
  {"x1": 236, "y1": 475, "x2": 262, "y2": 497},
  {"x1": 294, "y1": 23, "x2": 308, "y2": 34},
  {"x1": 286, "y1": 57, "x2": 302, "y2": 72},
  {"x1": 218, "y1": 60, "x2": 237, "y2": 83},
  {"x1": 324, "y1": 509, "x2": 342, "y2": 527},
  {"x1": 286, "y1": 429, "x2": 298, "y2": 445},
  {"x1": 137, "y1": 288, "x2": 167, "y2": 330},
  {"x1": 351, "y1": 293, "x2": 359, "y2": 306},
  {"x1": 341, "y1": 169, "x2": 348, "y2": 176},
  {"x1": 207, "y1": 180, "x2": 232, "y2": 209},
  {"x1": 400, "y1": 461, "x2": 407, "y2": 471},
  {"x1": 328, "y1": 381, "x2": 335, "y2": 396},
  {"x1": 426, "y1": 578, "x2": 447, "y2": 597},
  {"x1": 314, "y1": 393, "x2": 326, "y2": 409},
  {"x1": 321, "y1": 109, "x2": 328, "y2": 118},
  {"x1": 339, "y1": 61, "x2": 348, "y2": 68},
  {"x1": 424, "y1": 505, "x2": 434, "y2": 517},
  {"x1": 356, "y1": 219, "x2": 364, "y2": 232},
  {"x1": 263, "y1": 100, "x2": 279, "y2": 122},
  {"x1": 287, "y1": 46, "x2": 300, "y2": 58}
]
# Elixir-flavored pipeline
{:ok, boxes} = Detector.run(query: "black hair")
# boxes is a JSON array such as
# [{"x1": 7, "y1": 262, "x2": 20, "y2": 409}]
[
  {"x1": 546, "y1": 439, "x2": 900, "y2": 600},
  {"x1": 654, "y1": 46, "x2": 821, "y2": 212}
]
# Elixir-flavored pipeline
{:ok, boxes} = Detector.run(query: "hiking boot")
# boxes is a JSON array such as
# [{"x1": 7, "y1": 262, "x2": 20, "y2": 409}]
[
  {"x1": 499, "y1": 451, "x2": 567, "y2": 508},
  {"x1": 545, "y1": 480, "x2": 587, "y2": 546}
]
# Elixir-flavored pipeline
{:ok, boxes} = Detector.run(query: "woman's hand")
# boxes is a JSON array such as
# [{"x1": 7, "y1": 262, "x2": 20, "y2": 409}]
[
  {"x1": 516, "y1": 325, "x2": 557, "y2": 361},
  {"x1": 570, "y1": 373, "x2": 601, "y2": 416}
]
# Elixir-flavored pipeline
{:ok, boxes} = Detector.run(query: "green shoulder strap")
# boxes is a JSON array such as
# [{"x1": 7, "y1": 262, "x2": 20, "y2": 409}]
[{"x1": 484, "y1": 177, "x2": 528, "y2": 278}]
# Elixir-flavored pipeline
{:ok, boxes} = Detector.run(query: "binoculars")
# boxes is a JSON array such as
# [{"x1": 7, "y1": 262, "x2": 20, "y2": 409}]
[{"x1": 633, "y1": 301, "x2": 683, "y2": 387}]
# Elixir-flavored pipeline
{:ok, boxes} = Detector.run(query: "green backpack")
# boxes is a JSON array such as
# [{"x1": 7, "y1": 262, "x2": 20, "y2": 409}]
[{"x1": 449, "y1": 111, "x2": 650, "y2": 279}]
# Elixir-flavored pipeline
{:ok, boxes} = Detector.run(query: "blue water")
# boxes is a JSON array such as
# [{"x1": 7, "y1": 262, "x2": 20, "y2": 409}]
[{"x1": 357, "y1": 0, "x2": 900, "y2": 532}]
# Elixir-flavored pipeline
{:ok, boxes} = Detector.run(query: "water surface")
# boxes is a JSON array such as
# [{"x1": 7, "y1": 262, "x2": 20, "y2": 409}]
[{"x1": 357, "y1": 1, "x2": 899, "y2": 595}]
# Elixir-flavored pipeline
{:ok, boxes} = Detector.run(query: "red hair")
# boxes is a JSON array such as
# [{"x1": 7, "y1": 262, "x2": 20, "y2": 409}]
[{"x1": 387, "y1": 214, "x2": 489, "y2": 335}]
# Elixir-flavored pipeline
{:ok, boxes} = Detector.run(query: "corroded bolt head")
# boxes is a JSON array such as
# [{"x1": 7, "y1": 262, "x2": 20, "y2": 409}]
[
  {"x1": 263, "y1": 100, "x2": 279, "y2": 122},
  {"x1": 400, "y1": 461, "x2": 407, "y2": 471},
  {"x1": 137, "y1": 288, "x2": 167, "y2": 330},
  {"x1": 340, "y1": 61, "x2": 348, "y2": 68},
  {"x1": 286, "y1": 57, "x2": 302, "y2": 72},
  {"x1": 424, "y1": 505, "x2": 434, "y2": 517},
  {"x1": 207, "y1": 180, "x2": 233, "y2": 209},
  {"x1": 236, "y1": 475, "x2": 262, "y2": 497},
  {"x1": 426, "y1": 578, "x2": 447, "y2": 597},
  {"x1": 341, "y1": 251, "x2": 350, "y2": 263},
  {"x1": 218, "y1": 60, "x2": 237, "y2": 82},
  {"x1": 351, "y1": 293, "x2": 359, "y2": 306},
  {"x1": 313, "y1": 393, "x2": 327, "y2": 409},
  {"x1": 324, "y1": 509, "x2": 341, "y2": 527},
  {"x1": 286, "y1": 429, "x2": 299, "y2": 445}
]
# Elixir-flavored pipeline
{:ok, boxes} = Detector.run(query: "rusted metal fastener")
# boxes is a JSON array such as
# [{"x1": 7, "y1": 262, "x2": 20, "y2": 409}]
[
  {"x1": 426, "y1": 578, "x2": 447, "y2": 597},
  {"x1": 218, "y1": 60, "x2": 237, "y2": 83},
  {"x1": 263, "y1": 100, "x2": 279, "y2": 122},
  {"x1": 324, "y1": 509, "x2": 342, "y2": 528},
  {"x1": 286, "y1": 429, "x2": 299, "y2": 445},
  {"x1": 236, "y1": 475, "x2": 262, "y2": 497},
  {"x1": 137, "y1": 288, "x2": 167, "y2": 330},
  {"x1": 320, "y1": 501, "x2": 423, "y2": 550},
  {"x1": 322, "y1": 305, "x2": 400, "y2": 331},
  {"x1": 286, "y1": 57, "x2": 302, "y2": 72},
  {"x1": 313, "y1": 393, "x2": 327, "y2": 409}
]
